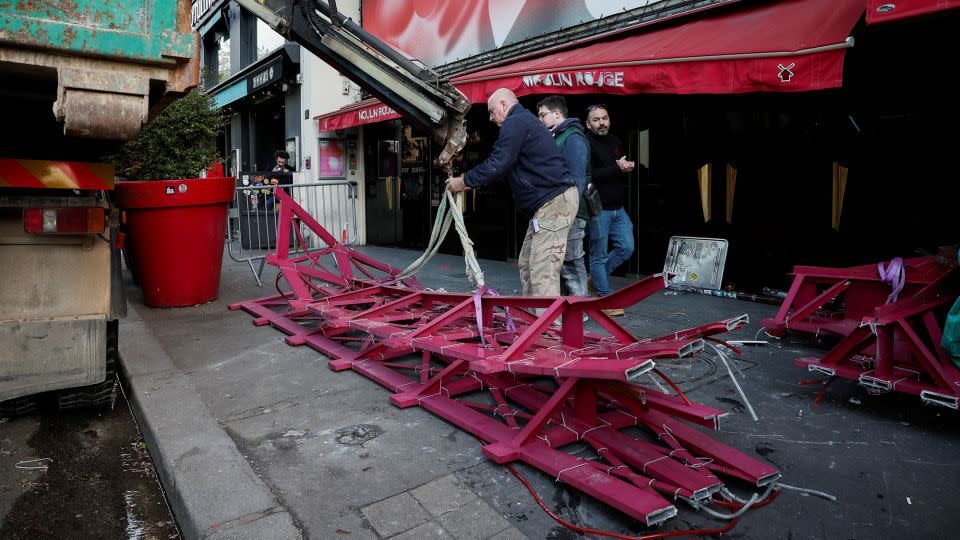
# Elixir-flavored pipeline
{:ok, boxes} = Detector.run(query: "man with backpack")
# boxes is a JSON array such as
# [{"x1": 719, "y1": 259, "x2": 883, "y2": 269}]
[{"x1": 536, "y1": 95, "x2": 590, "y2": 298}]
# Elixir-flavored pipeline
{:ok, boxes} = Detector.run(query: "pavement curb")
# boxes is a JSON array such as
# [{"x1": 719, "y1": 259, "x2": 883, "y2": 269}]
[{"x1": 119, "y1": 301, "x2": 303, "y2": 540}]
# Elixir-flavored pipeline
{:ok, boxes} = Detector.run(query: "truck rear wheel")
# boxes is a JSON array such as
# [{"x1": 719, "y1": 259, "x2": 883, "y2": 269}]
[
  {"x1": 56, "y1": 319, "x2": 120, "y2": 410},
  {"x1": 0, "y1": 320, "x2": 119, "y2": 416},
  {"x1": 0, "y1": 396, "x2": 38, "y2": 417}
]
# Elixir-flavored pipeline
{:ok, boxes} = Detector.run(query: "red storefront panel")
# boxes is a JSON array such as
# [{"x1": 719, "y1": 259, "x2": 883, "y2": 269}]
[
  {"x1": 315, "y1": 0, "x2": 864, "y2": 129},
  {"x1": 452, "y1": 0, "x2": 865, "y2": 100},
  {"x1": 316, "y1": 100, "x2": 401, "y2": 133},
  {"x1": 359, "y1": 0, "x2": 738, "y2": 69},
  {"x1": 867, "y1": 0, "x2": 960, "y2": 24}
]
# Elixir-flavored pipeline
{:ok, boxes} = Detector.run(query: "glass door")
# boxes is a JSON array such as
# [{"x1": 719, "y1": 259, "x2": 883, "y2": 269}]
[
  {"x1": 398, "y1": 124, "x2": 430, "y2": 250},
  {"x1": 364, "y1": 121, "x2": 401, "y2": 245}
]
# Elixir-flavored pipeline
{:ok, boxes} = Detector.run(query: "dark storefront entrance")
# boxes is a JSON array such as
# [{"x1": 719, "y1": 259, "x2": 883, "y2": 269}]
[
  {"x1": 349, "y1": 0, "x2": 957, "y2": 294},
  {"x1": 364, "y1": 121, "x2": 430, "y2": 249},
  {"x1": 363, "y1": 117, "x2": 518, "y2": 261},
  {"x1": 249, "y1": 93, "x2": 286, "y2": 170},
  {"x1": 209, "y1": 45, "x2": 301, "y2": 175},
  {"x1": 438, "y1": 113, "x2": 516, "y2": 262}
]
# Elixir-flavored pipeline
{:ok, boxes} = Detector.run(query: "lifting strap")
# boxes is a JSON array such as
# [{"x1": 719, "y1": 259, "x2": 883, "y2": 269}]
[{"x1": 395, "y1": 189, "x2": 485, "y2": 288}]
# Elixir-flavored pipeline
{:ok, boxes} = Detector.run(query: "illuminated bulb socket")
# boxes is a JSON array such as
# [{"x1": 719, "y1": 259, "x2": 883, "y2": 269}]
[{"x1": 42, "y1": 209, "x2": 58, "y2": 233}]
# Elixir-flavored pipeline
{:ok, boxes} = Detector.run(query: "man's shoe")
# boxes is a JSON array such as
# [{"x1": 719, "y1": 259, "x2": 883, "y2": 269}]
[{"x1": 604, "y1": 308, "x2": 625, "y2": 317}]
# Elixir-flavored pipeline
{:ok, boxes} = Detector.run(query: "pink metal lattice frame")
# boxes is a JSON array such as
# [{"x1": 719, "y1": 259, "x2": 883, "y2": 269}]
[
  {"x1": 230, "y1": 189, "x2": 779, "y2": 526},
  {"x1": 761, "y1": 252, "x2": 959, "y2": 408}
]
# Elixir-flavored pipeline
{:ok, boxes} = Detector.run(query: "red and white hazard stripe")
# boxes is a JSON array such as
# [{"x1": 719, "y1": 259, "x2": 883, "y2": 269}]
[{"x1": 0, "y1": 158, "x2": 114, "y2": 190}]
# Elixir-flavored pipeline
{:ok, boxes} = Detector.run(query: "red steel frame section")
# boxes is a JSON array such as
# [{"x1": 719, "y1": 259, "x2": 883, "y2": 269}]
[
  {"x1": 795, "y1": 270, "x2": 960, "y2": 408},
  {"x1": 230, "y1": 190, "x2": 779, "y2": 526},
  {"x1": 760, "y1": 252, "x2": 960, "y2": 408},
  {"x1": 760, "y1": 252, "x2": 955, "y2": 338}
]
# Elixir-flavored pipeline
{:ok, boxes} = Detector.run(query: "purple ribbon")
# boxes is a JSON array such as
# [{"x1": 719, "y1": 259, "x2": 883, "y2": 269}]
[
  {"x1": 473, "y1": 285, "x2": 516, "y2": 344},
  {"x1": 878, "y1": 257, "x2": 905, "y2": 303}
]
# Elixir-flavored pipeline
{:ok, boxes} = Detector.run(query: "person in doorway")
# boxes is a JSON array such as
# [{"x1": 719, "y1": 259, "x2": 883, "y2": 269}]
[
  {"x1": 273, "y1": 150, "x2": 294, "y2": 173},
  {"x1": 263, "y1": 150, "x2": 294, "y2": 211},
  {"x1": 585, "y1": 104, "x2": 636, "y2": 315},
  {"x1": 446, "y1": 88, "x2": 578, "y2": 298},
  {"x1": 536, "y1": 95, "x2": 589, "y2": 298}
]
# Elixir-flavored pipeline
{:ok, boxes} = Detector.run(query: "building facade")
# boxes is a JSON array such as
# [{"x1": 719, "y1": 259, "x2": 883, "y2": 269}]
[
  {"x1": 193, "y1": 0, "x2": 368, "y2": 242},
  {"x1": 197, "y1": 0, "x2": 958, "y2": 293},
  {"x1": 313, "y1": 0, "x2": 959, "y2": 292}
]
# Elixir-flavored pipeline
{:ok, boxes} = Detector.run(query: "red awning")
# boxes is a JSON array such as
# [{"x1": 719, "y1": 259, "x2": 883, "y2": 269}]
[
  {"x1": 451, "y1": 0, "x2": 865, "y2": 101},
  {"x1": 314, "y1": 0, "x2": 865, "y2": 129},
  {"x1": 867, "y1": 0, "x2": 960, "y2": 24},
  {"x1": 315, "y1": 99, "x2": 401, "y2": 132}
]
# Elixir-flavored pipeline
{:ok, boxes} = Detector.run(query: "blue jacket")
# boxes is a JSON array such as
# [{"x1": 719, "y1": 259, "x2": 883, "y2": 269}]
[
  {"x1": 464, "y1": 104, "x2": 574, "y2": 214},
  {"x1": 553, "y1": 117, "x2": 591, "y2": 220},
  {"x1": 552, "y1": 117, "x2": 590, "y2": 195}
]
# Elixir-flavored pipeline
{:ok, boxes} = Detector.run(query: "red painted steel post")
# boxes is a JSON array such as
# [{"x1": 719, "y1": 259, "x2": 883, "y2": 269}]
[
  {"x1": 573, "y1": 381, "x2": 597, "y2": 425},
  {"x1": 875, "y1": 324, "x2": 893, "y2": 380},
  {"x1": 484, "y1": 378, "x2": 579, "y2": 463}
]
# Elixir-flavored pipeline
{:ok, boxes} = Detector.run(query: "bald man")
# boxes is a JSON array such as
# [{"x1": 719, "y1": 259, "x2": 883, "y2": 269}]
[{"x1": 446, "y1": 88, "x2": 578, "y2": 298}]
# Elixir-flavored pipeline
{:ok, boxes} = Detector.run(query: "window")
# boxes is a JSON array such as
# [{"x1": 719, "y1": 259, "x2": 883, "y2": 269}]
[
  {"x1": 256, "y1": 19, "x2": 285, "y2": 61},
  {"x1": 201, "y1": 28, "x2": 231, "y2": 89},
  {"x1": 285, "y1": 137, "x2": 298, "y2": 171},
  {"x1": 216, "y1": 33, "x2": 231, "y2": 82},
  {"x1": 318, "y1": 139, "x2": 346, "y2": 178},
  {"x1": 200, "y1": 26, "x2": 231, "y2": 89}
]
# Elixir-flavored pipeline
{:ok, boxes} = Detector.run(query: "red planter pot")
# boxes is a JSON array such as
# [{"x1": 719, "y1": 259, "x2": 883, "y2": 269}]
[{"x1": 113, "y1": 177, "x2": 235, "y2": 307}]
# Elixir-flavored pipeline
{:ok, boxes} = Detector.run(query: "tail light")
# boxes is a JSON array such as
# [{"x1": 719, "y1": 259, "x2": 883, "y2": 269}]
[{"x1": 23, "y1": 207, "x2": 106, "y2": 234}]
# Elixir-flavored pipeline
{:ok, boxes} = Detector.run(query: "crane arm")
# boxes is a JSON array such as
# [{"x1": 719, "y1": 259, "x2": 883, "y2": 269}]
[{"x1": 235, "y1": 0, "x2": 470, "y2": 165}]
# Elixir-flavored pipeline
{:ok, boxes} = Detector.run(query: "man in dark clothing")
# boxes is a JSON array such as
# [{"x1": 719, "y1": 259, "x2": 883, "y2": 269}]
[
  {"x1": 446, "y1": 88, "x2": 578, "y2": 297},
  {"x1": 537, "y1": 95, "x2": 589, "y2": 297},
  {"x1": 585, "y1": 105, "x2": 635, "y2": 313},
  {"x1": 273, "y1": 150, "x2": 294, "y2": 172},
  {"x1": 261, "y1": 150, "x2": 295, "y2": 211}
]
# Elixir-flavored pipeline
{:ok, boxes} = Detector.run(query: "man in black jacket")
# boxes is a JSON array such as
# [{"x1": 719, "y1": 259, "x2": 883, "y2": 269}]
[
  {"x1": 585, "y1": 105, "x2": 635, "y2": 314},
  {"x1": 446, "y1": 88, "x2": 578, "y2": 297}
]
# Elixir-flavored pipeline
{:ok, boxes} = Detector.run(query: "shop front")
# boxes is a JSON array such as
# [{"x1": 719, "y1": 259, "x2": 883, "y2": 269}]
[
  {"x1": 207, "y1": 44, "x2": 302, "y2": 174},
  {"x1": 315, "y1": 0, "x2": 957, "y2": 292},
  {"x1": 316, "y1": 102, "x2": 518, "y2": 259},
  {"x1": 195, "y1": 0, "x2": 303, "y2": 177}
]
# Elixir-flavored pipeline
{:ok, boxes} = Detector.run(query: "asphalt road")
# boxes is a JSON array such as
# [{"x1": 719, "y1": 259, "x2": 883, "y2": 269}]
[{"x1": 0, "y1": 387, "x2": 179, "y2": 539}]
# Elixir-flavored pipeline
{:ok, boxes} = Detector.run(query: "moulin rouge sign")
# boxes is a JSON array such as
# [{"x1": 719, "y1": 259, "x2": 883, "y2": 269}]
[
  {"x1": 317, "y1": 102, "x2": 400, "y2": 132},
  {"x1": 357, "y1": 104, "x2": 396, "y2": 121},
  {"x1": 521, "y1": 71, "x2": 625, "y2": 89}
]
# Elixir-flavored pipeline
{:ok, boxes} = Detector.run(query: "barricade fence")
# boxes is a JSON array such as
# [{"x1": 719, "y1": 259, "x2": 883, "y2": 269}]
[{"x1": 227, "y1": 171, "x2": 358, "y2": 284}]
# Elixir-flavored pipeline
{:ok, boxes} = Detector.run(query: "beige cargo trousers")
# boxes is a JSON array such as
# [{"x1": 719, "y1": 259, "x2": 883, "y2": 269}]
[{"x1": 518, "y1": 186, "x2": 579, "y2": 297}]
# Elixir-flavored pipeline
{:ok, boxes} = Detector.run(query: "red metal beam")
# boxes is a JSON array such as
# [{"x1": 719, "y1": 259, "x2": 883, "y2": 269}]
[
  {"x1": 776, "y1": 255, "x2": 960, "y2": 407},
  {"x1": 229, "y1": 190, "x2": 784, "y2": 527}
]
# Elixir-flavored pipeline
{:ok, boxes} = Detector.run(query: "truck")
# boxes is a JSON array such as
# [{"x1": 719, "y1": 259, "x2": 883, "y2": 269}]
[
  {"x1": 0, "y1": 0, "x2": 198, "y2": 412},
  {"x1": 0, "y1": 0, "x2": 469, "y2": 412}
]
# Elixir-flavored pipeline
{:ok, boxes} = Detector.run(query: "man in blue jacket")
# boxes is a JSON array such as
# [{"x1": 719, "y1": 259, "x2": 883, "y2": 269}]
[
  {"x1": 536, "y1": 95, "x2": 589, "y2": 298},
  {"x1": 446, "y1": 88, "x2": 578, "y2": 298}
]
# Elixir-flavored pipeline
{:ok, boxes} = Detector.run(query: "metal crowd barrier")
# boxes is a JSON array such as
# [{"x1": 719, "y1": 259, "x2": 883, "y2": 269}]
[{"x1": 227, "y1": 172, "x2": 358, "y2": 285}]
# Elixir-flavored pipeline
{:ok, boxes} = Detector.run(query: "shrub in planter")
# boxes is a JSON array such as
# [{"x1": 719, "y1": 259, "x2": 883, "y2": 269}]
[
  {"x1": 112, "y1": 90, "x2": 226, "y2": 181},
  {"x1": 111, "y1": 91, "x2": 236, "y2": 307}
]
